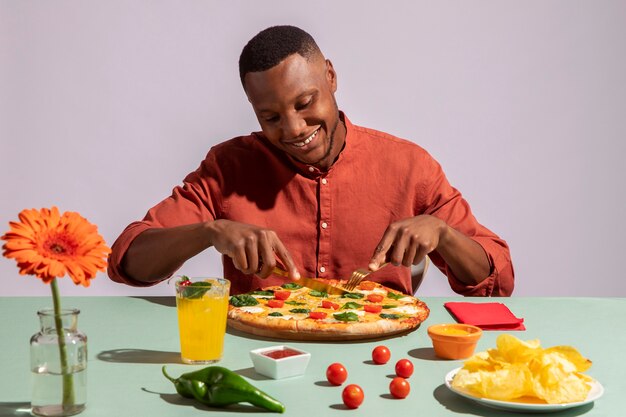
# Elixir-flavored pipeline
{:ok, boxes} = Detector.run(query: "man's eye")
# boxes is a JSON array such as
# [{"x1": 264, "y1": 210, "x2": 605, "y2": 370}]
[
  {"x1": 296, "y1": 99, "x2": 312, "y2": 111},
  {"x1": 264, "y1": 116, "x2": 279, "y2": 123}
]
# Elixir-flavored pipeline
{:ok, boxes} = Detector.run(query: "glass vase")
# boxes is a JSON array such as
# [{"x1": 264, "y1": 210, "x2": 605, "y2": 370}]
[{"x1": 30, "y1": 309, "x2": 87, "y2": 417}]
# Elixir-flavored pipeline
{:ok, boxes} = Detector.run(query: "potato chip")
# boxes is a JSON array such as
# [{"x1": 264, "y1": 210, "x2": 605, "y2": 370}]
[
  {"x1": 453, "y1": 365, "x2": 532, "y2": 400},
  {"x1": 544, "y1": 346, "x2": 592, "y2": 372},
  {"x1": 451, "y1": 335, "x2": 593, "y2": 404}
]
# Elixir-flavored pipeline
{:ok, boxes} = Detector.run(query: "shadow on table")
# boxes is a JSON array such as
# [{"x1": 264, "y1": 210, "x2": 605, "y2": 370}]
[
  {"x1": 141, "y1": 388, "x2": 263, "y2": 413},
  {"x1": 408, "y1": 347, "x2": 440, "y2": 361},
  {"x1": 132, "y1": 296, "x2": 175, "y2": 308},
  {"x1": 433, "y1": 384, "x2": 594, "y2": 416},
  {"x1": 97, "y1": 349, "x2": 183, "y2": 364},
  {"x1": 233, "y1": 366, "x2": 273, "y2": 382},
  {"x1": 0, "y1": 402, "x2": 31, "y2": 417}
]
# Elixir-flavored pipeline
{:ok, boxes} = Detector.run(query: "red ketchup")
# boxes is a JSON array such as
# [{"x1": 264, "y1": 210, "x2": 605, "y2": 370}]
[{"x1": 262, "y1": 348, "x2": 302, "y2": 360}]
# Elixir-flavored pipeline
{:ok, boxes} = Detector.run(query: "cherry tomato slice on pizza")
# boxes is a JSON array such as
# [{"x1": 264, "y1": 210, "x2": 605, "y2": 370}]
[
  {"x1": 358, "y1": 281, "x2": 376, "y2": 291},
  {"x1": 364, "y1": 304, "x2": 382, "y2": 313},
  {"x1": 273, "y1": 290, "x2": 291, "y2": 300},
  {"x1": 267, "y1": 299, "x2": 284, "y2": 308},
  {"x1": 366, "y1": 293, "x2": 384, "y2": 303},
  {"x1": 322, "y1": 300, "x2": 340, "y2": 310},
  {"x1": 308, "y1": 311, "x2": 327, "y2": 320}
]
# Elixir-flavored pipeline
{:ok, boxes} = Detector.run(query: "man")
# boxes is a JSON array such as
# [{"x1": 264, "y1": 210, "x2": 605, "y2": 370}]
[{"x1": 108, "y1": 25, "x2": 514, "y2": 296}]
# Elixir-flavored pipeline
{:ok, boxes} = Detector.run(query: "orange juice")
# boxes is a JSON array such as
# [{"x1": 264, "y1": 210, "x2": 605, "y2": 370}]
[{"x1": 176, "y1": 278, "x2": 230, "y2": 364}]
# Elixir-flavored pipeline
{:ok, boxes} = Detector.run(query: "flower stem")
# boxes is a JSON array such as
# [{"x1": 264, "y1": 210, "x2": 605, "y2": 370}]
[{"x1": 50, "y1": 278, "x2": 75, "y2": 407}]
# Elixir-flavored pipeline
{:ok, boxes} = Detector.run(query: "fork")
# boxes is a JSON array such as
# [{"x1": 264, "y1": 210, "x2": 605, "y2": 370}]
[{"x1": 343, "y1": 263, "x2": 389, "y2": 291}]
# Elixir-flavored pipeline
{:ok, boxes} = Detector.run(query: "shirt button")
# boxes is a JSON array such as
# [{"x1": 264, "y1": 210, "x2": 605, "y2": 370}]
[
  {"x1": 319, "y1": 266, "x2": 326, "y2": 273},
  {"x1": 321, "y1": 222, "x2": 328, "y2": 229},
  {"x1": 308, "y1": 166, "x2": 315, "y2": 172},
  {"x1": 321, "y1": 178, "x2": 328, "y2": 185}
]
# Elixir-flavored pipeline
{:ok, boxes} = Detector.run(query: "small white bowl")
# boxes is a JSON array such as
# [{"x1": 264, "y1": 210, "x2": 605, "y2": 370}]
[{"x1": 249, "y1": 345, "x2": 311, "y2": 379}]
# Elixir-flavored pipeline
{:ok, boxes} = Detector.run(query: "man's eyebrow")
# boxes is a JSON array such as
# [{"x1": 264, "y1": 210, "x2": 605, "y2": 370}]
[{"x1": 257, "y1": 89, "x2": 318, "y2": 114}]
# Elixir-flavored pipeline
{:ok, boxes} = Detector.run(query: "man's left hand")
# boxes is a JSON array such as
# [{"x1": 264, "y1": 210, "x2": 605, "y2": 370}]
[{"x1": 368, "y1": 215, "x2": 447, "y2": 271}]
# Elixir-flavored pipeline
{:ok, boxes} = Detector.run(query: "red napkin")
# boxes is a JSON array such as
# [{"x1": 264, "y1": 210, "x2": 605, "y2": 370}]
[{"x1": 444, "y1": 302, "x2": 526, "y2": 331}]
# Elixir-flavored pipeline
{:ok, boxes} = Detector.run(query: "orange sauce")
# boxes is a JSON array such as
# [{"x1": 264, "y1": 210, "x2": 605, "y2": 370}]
[{"x1": 439, "y1": 327, "x2": 471, "y2": 336}]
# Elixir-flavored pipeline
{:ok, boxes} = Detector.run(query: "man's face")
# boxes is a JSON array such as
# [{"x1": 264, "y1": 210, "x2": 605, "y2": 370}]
[{"x1": 244, "y1": 53, "x2": 345, "y2": 170}]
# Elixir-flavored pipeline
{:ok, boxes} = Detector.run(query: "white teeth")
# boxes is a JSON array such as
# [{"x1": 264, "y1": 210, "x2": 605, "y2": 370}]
[{"x1": 292, "y1": 129, "x2": 318, "y2": 147}]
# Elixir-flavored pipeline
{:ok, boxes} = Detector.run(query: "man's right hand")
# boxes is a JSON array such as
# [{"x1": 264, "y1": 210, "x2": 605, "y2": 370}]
[
  {"x1": 207, "y1": 219, "x2": 300, "y2": 279},
  {"x1": 123, "y1": 219, "x2": 299, "y2": 284}
]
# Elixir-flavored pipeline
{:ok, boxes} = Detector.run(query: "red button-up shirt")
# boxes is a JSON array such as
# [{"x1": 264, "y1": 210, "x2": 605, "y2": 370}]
[{"x1": 108, "y1": 114, "x2": 514, "y2": 296}]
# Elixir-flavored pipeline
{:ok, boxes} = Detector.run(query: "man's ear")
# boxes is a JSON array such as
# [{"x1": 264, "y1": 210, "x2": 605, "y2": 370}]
[{"x1": 325, "y1": 59, "x2": 338, "y2": 92}]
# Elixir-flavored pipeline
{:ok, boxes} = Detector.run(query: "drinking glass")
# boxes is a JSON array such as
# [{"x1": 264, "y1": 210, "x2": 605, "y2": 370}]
[{"x1": 175, "y1": 278, "x2": 230, "y2": 364}]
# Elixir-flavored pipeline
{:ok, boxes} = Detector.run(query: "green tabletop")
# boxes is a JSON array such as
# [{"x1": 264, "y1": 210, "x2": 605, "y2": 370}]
[{"x1": 0, "y1": 297, "x2": 623, "y2": 416}]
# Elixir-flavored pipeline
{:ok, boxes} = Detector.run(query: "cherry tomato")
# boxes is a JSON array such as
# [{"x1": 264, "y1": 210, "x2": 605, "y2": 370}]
[
  {"x1": 366, "y1": 293, "x2": 384, "y2": 303},
  {"x1": 309, "y1": 311, "x2": 327, "y2": 320},
  {"x1": 364, "y1": 304, "x2": 382, "y2": 314},
  {"x1": 389, "y1": 377, "x2": 410, "y2": 399},
  {"x1": 322, "y1": 300, "x2": 340, "y2": 310},
  {"x1": 395, "y1": 359, "x2": 414, "y2": 378},
  {"x1": 326, "y1": 363, "x2": 348, "y2": 386},
  {"x1": 178, "y1": 279, "x2": 191, "y2": 287},
  {"x1": 273, "y1": 290, "x2": 291, "y2": 300},
  {"x1": 358, "y1": 281, "x2": 376, "y2": 291},
  {"x1": 372, "y1": 345, "x2": 391, "y2": 364},
  {"x1": 267, "y1": 299, "x2": 284, "y2": 308},
  {"x1": 342, "y1": 384, "x2": 364, "y2": 408}
]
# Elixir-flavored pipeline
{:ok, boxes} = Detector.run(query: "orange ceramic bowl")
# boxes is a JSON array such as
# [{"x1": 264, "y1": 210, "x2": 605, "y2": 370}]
[{"x1": 427, "y1": 323, "x2": 483, "y2": 360}]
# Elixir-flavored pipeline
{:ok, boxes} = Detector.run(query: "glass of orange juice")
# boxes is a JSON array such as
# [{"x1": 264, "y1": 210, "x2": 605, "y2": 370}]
[{"x1": 175, "y1": 277, "x2": 230, "y2": 364}]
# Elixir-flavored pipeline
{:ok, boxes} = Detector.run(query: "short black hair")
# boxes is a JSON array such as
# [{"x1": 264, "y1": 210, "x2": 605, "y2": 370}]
[{"x1": 239, "y1": 25, "x2": 321, "y2": 86}]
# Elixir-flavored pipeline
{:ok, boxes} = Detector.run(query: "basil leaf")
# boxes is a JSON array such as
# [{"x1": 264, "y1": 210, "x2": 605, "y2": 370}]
[
  {"x1": 182, "y1": 281, "x2": 212, "y2": 299},
  {"x1": 381, "y1": 304, "x2": 397, "y2": 309},
  {"x1": 342, "y1": 293, "x2": 364, "y2": 299},
  {"x1": 281, "y1": 282, "x2": 303, "y2": 290},
  {"x1": 268, "y1": 312, "x2": 283, "y2": 317},
  {"x1": 341, "y1": 302, "x2": 362, "y2": 310},
  {"x1": 229, "y1": 294, "x2": 259, "y2": 307},
  {"x1": 289, "y1": 308, "x2": 310, "y2": 314},
  {"x1": 250, "y1": 290, "x2": 274, "y2": 296},
  {"x1": 309, "y1": 290, "x2": 328, "y2": 298},
  {"x1": 380, "y1": 313, "x2": 404, "y2": 320},
  {"x1": 284, "y1": 301, "x2": 306, "y2": 306},
  {"x1": 386, "y1": 292, "x2": 405, "y2": 300},
  {"x1": 333, "y1": 312, "x2": 359, "y2": 322}
]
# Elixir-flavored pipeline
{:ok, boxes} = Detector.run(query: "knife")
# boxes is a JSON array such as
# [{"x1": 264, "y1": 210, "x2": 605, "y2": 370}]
[{"x1": 271, "y1": 267, "x2": 348, "y2": 295}]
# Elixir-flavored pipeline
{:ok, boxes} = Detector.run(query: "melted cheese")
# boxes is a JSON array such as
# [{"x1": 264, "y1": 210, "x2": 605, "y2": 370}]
[
  {"x1": 239, "y1": 306, "x2": 264, "y2": 314},
  {"x1": 357, "y1": 288, "x2": 388, "y2": 296},
  {"x1": 388, "y1": 305, "x2": 419, "y2": 315}
]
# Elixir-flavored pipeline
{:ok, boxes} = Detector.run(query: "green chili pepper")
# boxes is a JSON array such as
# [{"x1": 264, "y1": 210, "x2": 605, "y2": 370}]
[{"x1": 162, "y1": 366, "x2": 285, "y2": 413}]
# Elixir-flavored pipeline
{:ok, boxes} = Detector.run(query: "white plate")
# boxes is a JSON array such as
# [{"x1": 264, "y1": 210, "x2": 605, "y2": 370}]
[{"x1": 445, "y1": 367, "x2": 604, "y2": 413}]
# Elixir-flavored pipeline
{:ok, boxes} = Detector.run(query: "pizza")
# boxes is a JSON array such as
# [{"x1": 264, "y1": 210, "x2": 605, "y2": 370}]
[{"x1": 227, "y1": 279, "x2": 430, "y2": 340}]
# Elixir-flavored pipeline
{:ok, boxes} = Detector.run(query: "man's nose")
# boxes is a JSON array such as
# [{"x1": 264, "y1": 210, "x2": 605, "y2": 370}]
[{"x1": 281, "y1": 113, "x2": 307, "y2": 140}]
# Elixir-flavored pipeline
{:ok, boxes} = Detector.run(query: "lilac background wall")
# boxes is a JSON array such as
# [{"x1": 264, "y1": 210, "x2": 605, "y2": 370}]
[{"x1": 1, "y1": 1, "x2": 625, "y2": 297}]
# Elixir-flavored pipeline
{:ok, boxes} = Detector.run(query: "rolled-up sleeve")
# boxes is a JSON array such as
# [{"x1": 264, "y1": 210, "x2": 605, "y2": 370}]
[
  {"x1": 419, "y1": 154, "x2": 515, "y2": 296},
  {"x1": 107, "y1": 152, "x2": 222, "y2": 286}
]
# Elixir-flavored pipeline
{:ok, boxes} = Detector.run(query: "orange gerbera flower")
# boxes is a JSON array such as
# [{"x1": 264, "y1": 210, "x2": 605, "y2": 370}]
[{"x1": 1, "y1": 207, "x2": 111, "y2": 287}]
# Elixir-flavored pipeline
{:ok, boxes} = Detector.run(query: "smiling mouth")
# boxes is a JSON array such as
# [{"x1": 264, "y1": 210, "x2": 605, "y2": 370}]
[{"x1": 291, "y1": 128, "x2": 320, "y2": 148}]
